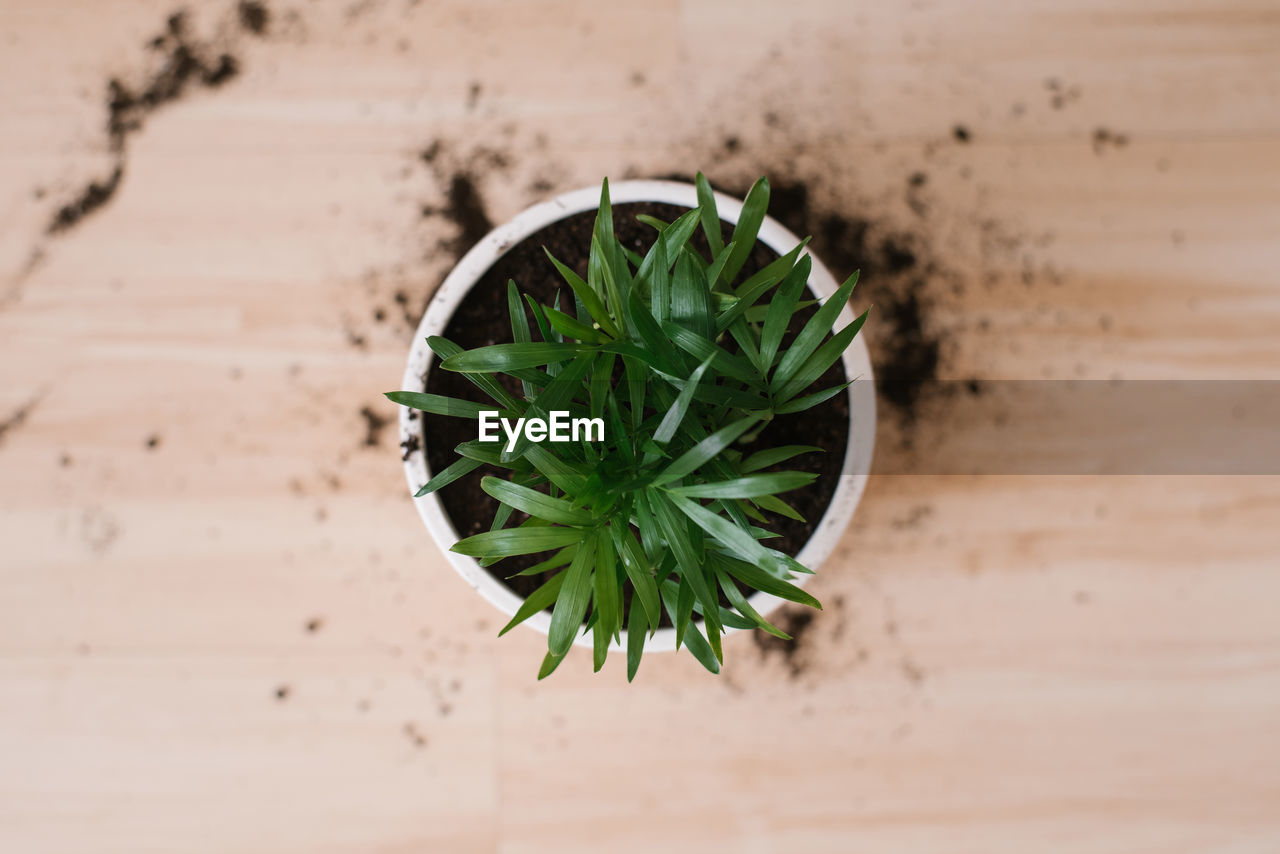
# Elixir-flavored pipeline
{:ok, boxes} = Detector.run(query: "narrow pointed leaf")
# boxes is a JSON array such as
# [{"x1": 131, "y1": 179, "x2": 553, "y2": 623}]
[
  {"x1": 772, "y1": 271, "x2": 859, "y2": 389},
  {"x1": 440, "y1": 342, "x2": 590, "y2": 373},
  {"x1": 547, "y1": 533, "x2": 596, "y2": 656},
  {"x1": 452, "y1": 526, "x2": 584, "y2": 559},
  {"x1": 667, "y1": 472, "x2": 816, "y2": 499},
  {"x1": 413, "y1": 456, "x2": 482, "y2": 497},
  {"x1": 695, "y1": 171, "x2": 724, "y2": 257},
  {"x1": 481, "y1": 477, "x2": 594, "y2": 526},
  {"x1": 653, "y1": 417, "x2": 758, "y2": 486},
  {"x1": 721, "y1": 177, "x2": 769, "y2": 285},
  {"x1": 498, "y1": 570, "x2": 566, "y2": 636}
]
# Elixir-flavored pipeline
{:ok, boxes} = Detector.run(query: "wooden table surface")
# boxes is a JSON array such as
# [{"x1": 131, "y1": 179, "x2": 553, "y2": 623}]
[{"x1": 2, "y1": 1, "x2": 1278, "y2": 852}]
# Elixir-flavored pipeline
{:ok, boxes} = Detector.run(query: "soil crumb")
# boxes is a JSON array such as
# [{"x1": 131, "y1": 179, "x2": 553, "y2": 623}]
[
  {"x1": 45, "y1": 3, "x2": 270, "y2": 236},
  {"x1": 359, "y1": 405, "x2": 390, "y2": 447},
  {"x1": 0, "y1": 397, "x2": 40, "y2": 448},
  {"x1": 442, "y1": 173, "x2": 494, "y2": 258},
  {"x1": 403, "y1": 722, "x2": 428, "y2": 748},
  {"x1": 238, "y1": 0, "x2": 270, "y2": 34},
  {"x1": 751, "y1": 606, "x2": 818, "y2": 678}
]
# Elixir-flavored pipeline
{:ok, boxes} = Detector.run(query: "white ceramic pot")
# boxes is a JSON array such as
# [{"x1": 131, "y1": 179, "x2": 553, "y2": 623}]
[{"x1": 399, "y1": 180, "x2": 875, "y2": 653}]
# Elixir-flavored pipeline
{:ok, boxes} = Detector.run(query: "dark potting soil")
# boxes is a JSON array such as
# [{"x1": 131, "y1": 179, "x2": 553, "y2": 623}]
[{"x1": 419, "y1": 202, "x2": 850, "y2": 612}]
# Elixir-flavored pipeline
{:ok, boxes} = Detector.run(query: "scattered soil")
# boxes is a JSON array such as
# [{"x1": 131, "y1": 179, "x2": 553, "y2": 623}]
[
  {"x1": 703, "y1": 174, "x2": 965, "y2": 432},
  {"x1": 237, "y1": 1, "x2": 271, "y2": 34},
  {"x1": 0, "y1": 397, "x2": 40, "y2": 448},
  {"x1": 45, "y1": 3, "x2": 269, "y2": 236},
  {"x1": 359, "y1": 405, "x2": 390, "y2": 448},
  {"x1": 751, "y1": 605, "x2": 817, "y2": 678},
  {"x1": 1092, "y1": 127, "x2": 1130, "y2": 155},
  {"x1": 273, "y1": 684, "x2": 290, "y2": 701},
  {"x1": 144, "y1": 433, "x2": 161, "y2": 450},
  {"x1": 419, "y1": 202, "x2": 849, "y2": 612}
]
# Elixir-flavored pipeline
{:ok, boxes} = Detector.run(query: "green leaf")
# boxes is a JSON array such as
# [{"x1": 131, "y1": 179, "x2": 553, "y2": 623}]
[
  {"x1": 754, "y1": 493, "x2": 804, "y2": 522},
  {"x1": 592, "y1": 617, "x2": 609, "y2": 672},
  {"x1": 545, "y1": 306, "x2": 606, "y2": 343},
  {"x1": 543, "y1": 248, "x2": 621, "y2": 338},
  {"x1": 715, "y1": 242, "x2": 808, "y2": 333},
  {"x1": 675, "y1": 575, "x2": 694, "y2": 649},
  {"x1": 498, "y1": 570, "x2": 566, "y2": 636},
  {"x1": 772, "y1": 271, "x2": 859, "y2": 389},
  {"x1": 664, "y1": 490, "x2": 783, "y2": 572},
  {"x1": 507, "y1": 280, "x2": 534, "y2": 397},
  {"x1": 440, "y1": 342, "x2": 590, "y2": 373},
  {"x1": 648, "y1": 491, "x2": 723, "y2": 644},
  {"x1": 426, "y1": 337, "x2": 523, "y2": 409},
  {"x1": 741, "y1": 445, "x2": 822, "y2": 473},
  {"x1": 623, "y1": 290, "x2": 684, "y2": 375},
  {"x1": 668, "y1": 250, "x2": 713, "y2": 339},
  {"x1": 695, "y1": 171, "x2": 724, "y2": 258},
  {"x1": 524, "y1": 445, "x2": 588, "y2": 494},
  {"x1": 774, "y1": 382, "x2": 851, "y2": 414},
  {"x1": 774, "y1": 309, "x2": 869, "y2": 403},
  {"x1": 652, "y1": 354, "x2": 715, "y2": 445},
  {"x1": 720, "y1": 555, "x2": 822, "y2": 610},
  {"x1": 451, "y1": 526, "x2": 585, "y2": 559},
  {"x1": 453, "y1": 439, "x2": 506, "y2": 465},
  {"x1": 653, "y1": 416, "x2": 759, "y2": 486},
  {"x1": 537, "y1": 650, "x2": 566, "y2": 680},
  {"x1": 592, "y1": 178, "x2": 629, "y2": 297},
  {"x1": 721, "y1": 177, "x2": 769, "y2": 285},
  {"x1": 384, "y1": 391, "x2": 493, "y2": 419},
  {"x1": 704, "y1": 241, "x2": 736, "y2": 291},
  {"x1": 626, "y1": 594, "x2": 647, "y2": 682},
  {"x1": 667, "y1": 472, "x2": 816, "y2": 500},
  {"x1": 635, "y1": 207, "x2": 701, "y2": 286},
  {"x1": 612, "y1": 526, "x2": 661, "y2": 631},
  {"x1": 413, "y1": 456, "x2": 482, "y2": 497},
  {"x1": 646, "y1": 225, "x2": 670, "y2": 323},
  {"x1": 712, "y1": 559, "x2": 792, "y2": 640},
  {"x1": 759, "y1": 255, "x2": 810, "y2": 370},
  {"x1": 623, "y1": 355, "x2": 646, "y2": 430},
  {"x1": 547, "y1": 532, "x2": 597, "y2": 656},
  {"x1": 523, "y1": 294, "x2": 554, "y2": 342},
  {"x1": 659, "y1": 583, "x2": 720, "y2": 675},
  {"x1": 594, "y1": 528, "x2": 621, "y2": 642},
  {"x1": 508, "y1": 544, "x2": 578, "y2": 576},
  {"x1": 663, "y1": 322, "x2": 758, "y2": 384},
  {"x1": 481, "y1": 476, "x2": 594, "y2": 526}
]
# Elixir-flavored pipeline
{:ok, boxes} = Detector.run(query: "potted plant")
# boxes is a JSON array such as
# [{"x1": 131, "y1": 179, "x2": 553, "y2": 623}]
[{"x1": 387, "y1": 174, "x2": 875, "y2": 679}]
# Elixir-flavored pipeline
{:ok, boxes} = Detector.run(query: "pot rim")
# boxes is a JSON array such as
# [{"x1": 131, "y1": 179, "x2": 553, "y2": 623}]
[{"x1": 399, "y1": 179, "x2": 875, "y2": 654}]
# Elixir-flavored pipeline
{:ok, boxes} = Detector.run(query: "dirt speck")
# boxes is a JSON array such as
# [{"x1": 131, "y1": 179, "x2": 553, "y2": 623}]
[
  {"x1": 752, "y1": 606, "x2": 818, "y2": 678},
  {"x1": 0, "y1": 397, "x2": 40, "y2": 448},
  {"x1": 403, "y1": 722, "x2": 428, "y2": 747},
  {"x1": 1092, "y1": 127, "x2": 1130, "y2": 155},
  {"x1": 45, "y1": 4, "x2": 267, "y2": 236},
  {"x1": 237, "y1": 1, "x2": 270, "y2": 34},
  {"x1": 274, "y1": 684, "x2": 291, "y2": 701},
  {"x1": 359, "y1": 405, "x2": 390, "y2": 447},
  {"x1": 442, "y1": 173, "x2": 494, "y2": 258},
  {"x1": 305, "y1": 617, "x2": 324, "y2": 633},
  {"x1": 952, "y1": 124, "x2": 971, "y2": 143},
  {"x1": 144, "y1": 433, "x2": 161, "y2": 451}
]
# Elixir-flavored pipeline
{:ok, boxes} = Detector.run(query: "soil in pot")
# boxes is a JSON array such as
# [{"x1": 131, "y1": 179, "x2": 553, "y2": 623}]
[{"x1": 419, "y1": 201, "x2": 850, "y2": 614}]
